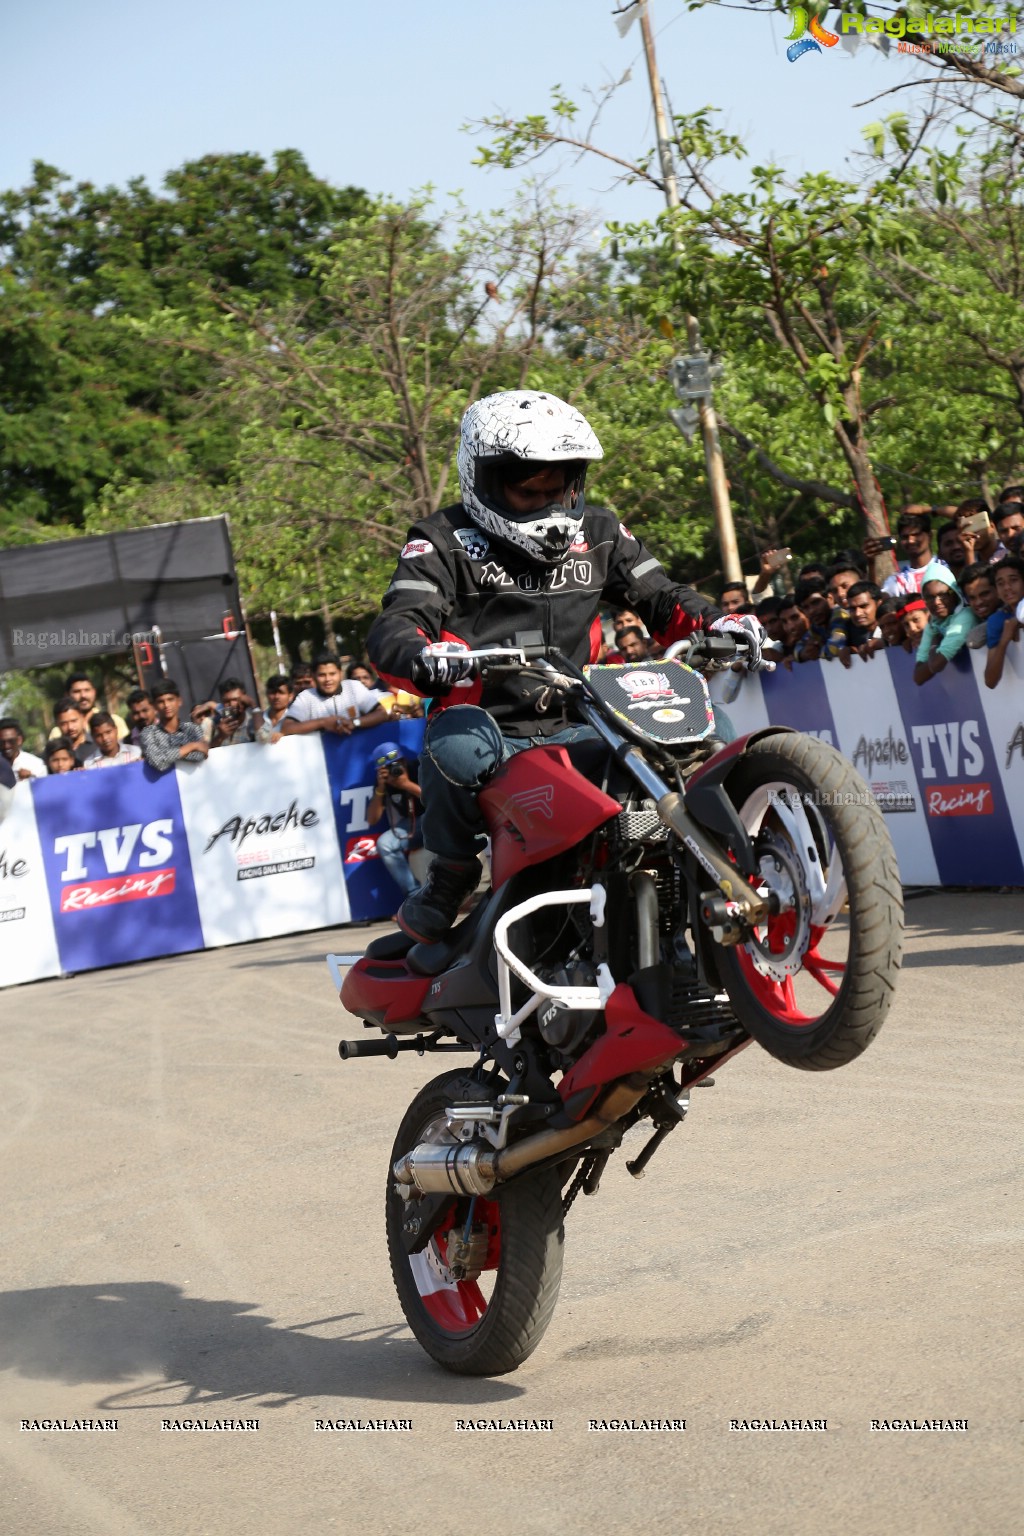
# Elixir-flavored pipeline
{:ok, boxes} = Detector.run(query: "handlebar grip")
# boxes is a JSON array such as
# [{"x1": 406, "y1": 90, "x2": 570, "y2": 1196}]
[{"x1": 338, "y1": 1035, "x2": 401, "y2": 1060}]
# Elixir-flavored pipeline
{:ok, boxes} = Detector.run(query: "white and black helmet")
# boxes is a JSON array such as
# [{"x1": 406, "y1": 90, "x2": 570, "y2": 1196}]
[{"x1": 457, "y1": 390, "x2": 604, "y2": 564}]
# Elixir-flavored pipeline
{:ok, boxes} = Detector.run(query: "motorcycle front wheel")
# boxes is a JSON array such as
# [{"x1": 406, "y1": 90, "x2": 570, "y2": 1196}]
[
  {"x1": 712, "y1": 732, "x2": 903, "y2": 1071},
  {"x1": 386, "y1": 1069, "x2": 564, "y2": 1375}
]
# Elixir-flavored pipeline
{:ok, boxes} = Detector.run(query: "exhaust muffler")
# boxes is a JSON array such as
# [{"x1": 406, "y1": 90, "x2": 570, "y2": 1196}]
[{"x1": 393, "y1": 1075, "x2": 650, "y2": 1197}]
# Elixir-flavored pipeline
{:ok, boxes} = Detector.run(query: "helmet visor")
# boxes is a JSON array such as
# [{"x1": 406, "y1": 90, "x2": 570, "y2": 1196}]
[{"x1": 475, "y1": 457, "x2": 587, "y2": 523}]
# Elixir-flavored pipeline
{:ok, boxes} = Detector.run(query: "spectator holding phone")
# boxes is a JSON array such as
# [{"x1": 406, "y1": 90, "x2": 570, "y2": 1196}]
[
  {"x1": 875, "y1": 509, "x2": 933, "y2": 598},
  {"x1": 956, "y1": 499, "x2": 1007, "y2": 569},
  {"x1": 366, "y1": 742, "x2": 423, "y2": 898},
  {"x1": 191, "y1": 677, "x2": 263, "y2": 747}
]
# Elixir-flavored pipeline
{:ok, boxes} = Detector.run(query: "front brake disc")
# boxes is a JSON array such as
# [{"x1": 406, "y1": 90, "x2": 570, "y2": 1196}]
[{"x1": 745, "y1": 828, "x2": 812, "y2": 984}]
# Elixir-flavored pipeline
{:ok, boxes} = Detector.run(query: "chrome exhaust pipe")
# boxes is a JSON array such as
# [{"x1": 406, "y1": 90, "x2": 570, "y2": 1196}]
[
  {"x1": 393, "y1": 1075, "x2": 651, "y2": 1197},
  {"x1": 393, "y1": 1141, "x2": 498, "y2": 1196}
]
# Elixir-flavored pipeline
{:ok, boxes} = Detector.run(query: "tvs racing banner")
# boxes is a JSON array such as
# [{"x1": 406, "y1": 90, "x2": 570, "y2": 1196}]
[
  {"x1": 887, "y1": 647, "x2": 1024, "y2": 887},
  {"x1": 0, "y1": 782, "x2": 61, "y2": 987},
  {"x1": 709, "y1": 651, "x2": 1024, "y2": 886},
  {"x1": 176, "y1": 737, "x2": 348, "y2": 947},
  {"x1": 820, "y1": 649, "x2": 939, "y2": 886},
  {"x1": 33, "y1": 761, "x2": 203, "y2": 974}
]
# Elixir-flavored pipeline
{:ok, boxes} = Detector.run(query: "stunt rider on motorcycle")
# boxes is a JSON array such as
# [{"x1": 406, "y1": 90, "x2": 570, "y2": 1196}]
[{"x1": 366, "y1": 389, "x2": 767, "y2": 945}]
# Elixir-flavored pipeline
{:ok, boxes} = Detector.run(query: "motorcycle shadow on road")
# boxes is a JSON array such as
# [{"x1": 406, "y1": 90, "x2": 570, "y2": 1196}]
[{"x1": 0, "y1": 1282, "x2": 526, "y2": 1409}]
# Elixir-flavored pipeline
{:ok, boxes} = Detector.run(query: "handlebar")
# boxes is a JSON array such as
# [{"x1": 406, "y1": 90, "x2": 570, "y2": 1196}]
[{"x1": 665, "y1": 634, "x2": 780, "y2": 674}]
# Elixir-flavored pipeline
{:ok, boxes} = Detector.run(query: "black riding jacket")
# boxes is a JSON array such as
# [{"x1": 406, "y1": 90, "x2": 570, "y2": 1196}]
[{"x1": 367, "y1": 502, "x2": 721, "y2": 734}]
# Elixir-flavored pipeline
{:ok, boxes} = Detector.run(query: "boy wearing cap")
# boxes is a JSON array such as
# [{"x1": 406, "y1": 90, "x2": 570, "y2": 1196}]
[{"x1": 366, "y1": 743, "x2": 422, "y2": 896}]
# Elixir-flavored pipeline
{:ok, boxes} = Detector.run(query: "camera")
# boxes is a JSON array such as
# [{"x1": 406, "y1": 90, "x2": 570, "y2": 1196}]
[{"x1": 376, "y1": 749, "x2": 404, "y2": 778}]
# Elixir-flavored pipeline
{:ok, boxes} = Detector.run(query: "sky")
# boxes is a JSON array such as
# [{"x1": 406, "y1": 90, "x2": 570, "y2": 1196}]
[{"x1": 2, "y1": 0, "x2": 924, "y2": 227}]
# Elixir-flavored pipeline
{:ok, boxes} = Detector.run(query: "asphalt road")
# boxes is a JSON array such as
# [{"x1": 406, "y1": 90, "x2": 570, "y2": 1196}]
[{"x1": 1, "y1": 891, "x2": 1021, "y2": 1536}]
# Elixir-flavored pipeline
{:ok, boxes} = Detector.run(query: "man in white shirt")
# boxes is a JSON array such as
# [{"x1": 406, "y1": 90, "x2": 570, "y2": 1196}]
[
  {"x1": 281, "y1": 651, "x2": 388, "y2": 738},
  {"x1": 83, "y1": 713, "x2": 143, "y2": 769},
  {"x1": 0, "y1": 718, "x2": 47, "y2": 780},
  {"x1": 872, "y1": 509, "x2": 935, "y2": 599}
]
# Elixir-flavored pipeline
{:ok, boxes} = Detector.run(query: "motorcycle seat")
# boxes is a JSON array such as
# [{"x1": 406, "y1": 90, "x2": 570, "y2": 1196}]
[{"x1": 364, "y1": 930, "x2": 415, "y2": 961}]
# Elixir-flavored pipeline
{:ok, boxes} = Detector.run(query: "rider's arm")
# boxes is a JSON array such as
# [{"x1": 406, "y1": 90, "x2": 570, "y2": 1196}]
[
  {"x1": 598, "y1": 512, "x2": 721, "y2": 649},
  {"x1": 367, "y1": 527, "x2": 458, "y2": 694}
]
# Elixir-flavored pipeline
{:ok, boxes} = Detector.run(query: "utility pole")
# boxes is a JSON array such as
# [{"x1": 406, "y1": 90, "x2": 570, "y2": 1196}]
[{"x1": 635, "y1": 0, "x2": 742, "y2": 583}]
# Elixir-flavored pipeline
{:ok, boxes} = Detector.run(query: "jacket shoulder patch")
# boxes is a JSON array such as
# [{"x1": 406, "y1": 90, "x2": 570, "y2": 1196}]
[{"x1": 453, "y1": 528, "x2": 490, "y2": 561}]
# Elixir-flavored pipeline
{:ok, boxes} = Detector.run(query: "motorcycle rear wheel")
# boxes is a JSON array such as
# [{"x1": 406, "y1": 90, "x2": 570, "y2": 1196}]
[
  {"x1": 386, "y1": 1069, "x2": 565, "y2": 1375},
  {"x1": 712, "y1": 733, "x2": 902, "y2": 1071}
]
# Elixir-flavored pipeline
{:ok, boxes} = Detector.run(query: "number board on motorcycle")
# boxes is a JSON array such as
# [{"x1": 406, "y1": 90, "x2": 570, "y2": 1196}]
[{"x1": 583, "y1": 661, "x2": 715, "y2": 744}]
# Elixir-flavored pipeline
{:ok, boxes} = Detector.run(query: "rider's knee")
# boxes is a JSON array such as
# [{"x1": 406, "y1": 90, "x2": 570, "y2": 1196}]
[{"x1": 423, "y1": 705, "x2": 505, "y2": 788}]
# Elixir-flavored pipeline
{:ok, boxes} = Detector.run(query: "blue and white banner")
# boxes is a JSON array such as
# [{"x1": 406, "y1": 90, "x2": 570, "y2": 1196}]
[
  {"x1": 710, "y1": 651, "x2": 1024, "y2": 886},
  {"x1": 321, "y1": 719, "x2": 426, "y2": 921},
  {"x1": 32, "y1": 761, "x2": 203, "y2": 974},
  {"x1": 0, "y1": 781, "x2": 61, "y2": 987},
  {"x1": 176, "y1": 738, "x2": 349, "y2": 947},
  {"x1": 820, "y1": 651, "x2": 939, "y2": 886},
  {"x1": 4, "y1": 659, "x2": 1022, "y2": 991},
  {"x1": 887, "y1": 648, "x2": 1024, "y2": 886}
]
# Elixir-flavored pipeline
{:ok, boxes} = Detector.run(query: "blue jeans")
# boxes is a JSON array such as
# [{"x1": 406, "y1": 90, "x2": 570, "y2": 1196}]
[
  {"x1": 375, "y1": 821, "x2": 419, "y2": 895},
  {"x1": 418, "y1": 706, "x2": 599, "y2": 861}
]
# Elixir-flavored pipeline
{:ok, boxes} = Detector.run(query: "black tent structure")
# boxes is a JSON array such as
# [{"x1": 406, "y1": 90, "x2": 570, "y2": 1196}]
[{"x1": 0, "y1": 517, "x2": 256, "y2": 708}]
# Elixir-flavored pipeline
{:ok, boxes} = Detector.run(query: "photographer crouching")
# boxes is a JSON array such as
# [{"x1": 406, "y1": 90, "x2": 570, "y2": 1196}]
[{"x1": 366, "y1": 742, "x2": 422, "y2": 900}]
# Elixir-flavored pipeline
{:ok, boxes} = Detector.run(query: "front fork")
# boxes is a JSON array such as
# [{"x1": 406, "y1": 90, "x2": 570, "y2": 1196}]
[{"x1": 576, "y1": 698, "x2": 772, "y2": 944}]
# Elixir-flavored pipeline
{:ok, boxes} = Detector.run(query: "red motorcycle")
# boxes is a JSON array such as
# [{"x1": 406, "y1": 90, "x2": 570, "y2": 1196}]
[{"x1": 331, "y1": 638, "x2": 902, "y2": 1375}]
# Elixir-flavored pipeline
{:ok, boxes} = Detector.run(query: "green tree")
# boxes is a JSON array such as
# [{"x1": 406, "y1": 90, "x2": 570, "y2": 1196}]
[
  {"x1": 88, "y1": 191, "x2": 678, "y2": 620},
  {"x1": 0, "y1": 152, "x2": 369, "y2": 535}
]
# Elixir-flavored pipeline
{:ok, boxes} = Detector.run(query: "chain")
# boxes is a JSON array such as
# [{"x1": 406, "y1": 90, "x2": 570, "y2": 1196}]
[{"x1": 562, "y1": 1156, "x2": 594, "y2": 1217}]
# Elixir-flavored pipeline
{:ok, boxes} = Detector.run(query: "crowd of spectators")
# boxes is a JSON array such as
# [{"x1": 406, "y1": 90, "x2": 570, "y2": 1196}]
[
  {"x1": 0, "y1": 649, "x2": 428, "y2": 783},
  {"x1": 3, "y1": 489, "x2": 1021, "y2": 789},
  {"x1": 714, "y1": 487, "x2": 1024, "y2": 690}
]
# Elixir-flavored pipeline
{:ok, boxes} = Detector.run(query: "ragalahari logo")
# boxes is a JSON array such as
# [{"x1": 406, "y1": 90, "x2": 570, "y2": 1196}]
[
  {"x1": 786, "y1": 7, "x2": 1019, "y2": 63},
  {"x1": 786, "y1": 6, "x2": 840, "y2": 60}
]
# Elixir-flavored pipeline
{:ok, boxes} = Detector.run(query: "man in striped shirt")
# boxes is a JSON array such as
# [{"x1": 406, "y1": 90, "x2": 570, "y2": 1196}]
[{"x1": 139, "y1": 681, "x2": 210, "y2": 773}]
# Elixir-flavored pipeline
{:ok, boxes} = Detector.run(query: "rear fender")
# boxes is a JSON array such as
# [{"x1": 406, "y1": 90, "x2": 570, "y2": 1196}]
[{"x1": 340, "y1": 959, "x2": 433, "y2": 1032}]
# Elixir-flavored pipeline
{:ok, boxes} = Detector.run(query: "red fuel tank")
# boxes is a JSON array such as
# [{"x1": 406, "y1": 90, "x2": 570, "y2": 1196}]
[{"x1": 479, "y1": 745, "x2": 620, "y2": 889}]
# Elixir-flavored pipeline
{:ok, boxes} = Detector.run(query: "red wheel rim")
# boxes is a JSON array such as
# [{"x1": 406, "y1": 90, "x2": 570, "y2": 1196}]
[
  {"x1": 735, "y1": 920, "x2": 847, "y2": 1027},
  {"x1": 411, "y1": 1200, "x2": 502, "y2": 1335}
]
